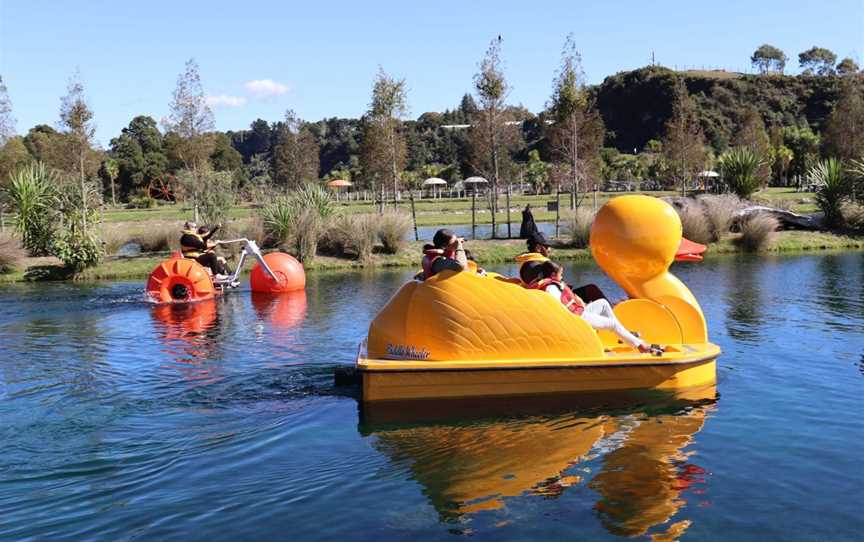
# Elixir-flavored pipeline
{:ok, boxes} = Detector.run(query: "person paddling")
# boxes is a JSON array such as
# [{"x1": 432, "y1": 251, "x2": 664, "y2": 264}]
[
  {"x1": 420, "y1": 228, "x2": 468, "y2": 279},
  {"x1": 180, "y1": 221, "x2": 229, "y2": 278}
]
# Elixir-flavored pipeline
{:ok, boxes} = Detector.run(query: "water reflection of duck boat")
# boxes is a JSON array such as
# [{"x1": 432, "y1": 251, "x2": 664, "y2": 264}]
[
  {"x1": 362, "y1": 385, "x2": 715, "y2": 536},
  {"x1": 356, "y1": 196, "x2": 721, "y2": 401}
]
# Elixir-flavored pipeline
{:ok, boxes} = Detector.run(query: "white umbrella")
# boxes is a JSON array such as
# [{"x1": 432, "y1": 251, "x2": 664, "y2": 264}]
[
  {"x1": 464, "y1": 176, "x2": 489, "y2": 184},
  {"x1": 698, "y1": 170, "x2": 720, "y2": 178},
  {"x1": 422, "y1": 177, "x2": 447, "y2": 186}
]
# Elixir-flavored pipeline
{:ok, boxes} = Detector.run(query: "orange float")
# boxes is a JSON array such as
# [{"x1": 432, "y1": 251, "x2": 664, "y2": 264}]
[
  {"x1": 146, "y1": 258, "x2": 216, "y2": 303},
  {"x1": 250, "y1": 252, "x2": 305, "y2": 293},
  {"x1": 251, "y1": 290, "x2": 308, "y2": 329}
]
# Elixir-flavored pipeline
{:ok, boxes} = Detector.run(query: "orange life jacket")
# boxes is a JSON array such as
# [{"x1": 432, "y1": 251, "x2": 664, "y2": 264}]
[{"x1": 529, "y1": 278, "x2": 585, "y2": 315}]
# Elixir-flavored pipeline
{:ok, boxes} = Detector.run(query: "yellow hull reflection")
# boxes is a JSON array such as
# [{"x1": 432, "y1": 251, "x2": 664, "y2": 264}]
[{"x1": 363, "y1": 385, "x2": 716, "y2": 537}]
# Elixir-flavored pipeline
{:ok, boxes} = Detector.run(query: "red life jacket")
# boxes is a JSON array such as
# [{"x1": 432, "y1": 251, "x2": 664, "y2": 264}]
[
  {"x1": 529, "y1": 278, "x2": 585, "y2": 315},
  {"x1": 421, "y1": 248, "x2": 456, "y2": 279}
]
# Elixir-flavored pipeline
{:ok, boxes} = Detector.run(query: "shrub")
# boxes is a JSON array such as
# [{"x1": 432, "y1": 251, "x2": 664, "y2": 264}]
[
  {"x1": 261, "y1": 196, "x2": 294, "y2": 248},
  {"x1": 378, "y1": 211, "x2": 412, "y2": 254},
  {"x1": 52, "y1": 230, "x2": 103, "y2": 272},
  {"x1": 135, "y1": 226, "x2": 175, "y2": 253},
  {"x1": 330, "y1": 213, "x2": 378, "y2": 261},
  {"x1": 676, "y1": 199, "x2": 712, "y2": 245},
  {"x1": 259, "y1": 184, "x2": 339, "y2": 263},
  {"x1": 0, "y1": 233, "x2": 26, "y2": 273},
  {"x1": 809, "y1": 158, "x2": 851, "y2": 228},
  {"x1": 841, "y1": 204, "x2": 864, "y2": 232},
  {"x1": 738, "y1": 213, "x2": 778, "y2": 252},
  {"x1": 127, "y1": 195, "x2": 157, "y2": 209},
  {"x1": 569, "y1": 206, "x2": 596, "y2": 248},
  {"x1": 698, "y1": 194, "x2": 742, "y2": 241},
  {"x1": 100, "y1": 228, "x2": 128, "y2": 255},
  {"x1": 198, "y1": 171, "x2": 236, "y2": 226},
  {"x1": 4, "y1": 162, "x2": 56, "y2": 255},
  {"x1": 719, "y1": 147, "x2": 767, "y2": 199}
]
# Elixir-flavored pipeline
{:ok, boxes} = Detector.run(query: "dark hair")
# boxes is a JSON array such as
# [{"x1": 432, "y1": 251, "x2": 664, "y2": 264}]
[
  {"x1": 433, "y1": 229, "x2": 456, "y2": 249},
  {"x1": 464, "y1": 249, "x2": 476, "y2": 262},
  {"x1": 538, "y1": 260, "x2": 562, "y2": 279},
  {"x1": 422, "y1": 243, "x2": 435, "y2": 252},
  {"x1": 520, "y1": 260, "x2": 543, "y2": 284},
  {"x1": 197, "y1": 226, "x2": 209, "y2": 235}
]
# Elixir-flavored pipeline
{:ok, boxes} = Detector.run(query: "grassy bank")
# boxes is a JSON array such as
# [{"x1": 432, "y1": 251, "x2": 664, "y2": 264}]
[{"x1": 1, "y1": 230, "x2": 861, "y2": 284}]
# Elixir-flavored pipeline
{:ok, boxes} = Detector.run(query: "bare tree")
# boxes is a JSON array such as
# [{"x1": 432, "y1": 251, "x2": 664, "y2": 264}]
[
  {"x1": 661, "y1": 80, "x2": 706, "y2": 196},
  {"x1": 360, "y1": 67, "x2": 408, "y2": 212},
  {"x1": 469, "y1": 37, "x2": 513, "y2": 237},
  {"x1": 272, "y1": 110, "x2": 320, "y2": 191},
  {"x1": 0, "y1": 75, "x2": 15, "y2": 145},
  {"x1": 164, "y1": 59, "x2": 215, "y2": 221},
  {"x1": 547, "y1": 34, "x2": 605, "y2": 210},
  {"x1": 59, "y1": 70, "x2": 96, "y2": 233}
]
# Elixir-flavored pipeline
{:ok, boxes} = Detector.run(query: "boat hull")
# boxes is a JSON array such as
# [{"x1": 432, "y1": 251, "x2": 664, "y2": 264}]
[{"x1": 358, "y1": 342, "x2": 719, "y2": 402}]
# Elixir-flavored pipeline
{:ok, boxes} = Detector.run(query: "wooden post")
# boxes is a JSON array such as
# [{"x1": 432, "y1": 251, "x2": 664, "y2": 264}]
[
  {"x1": 555, "y1": 184, "x2": 561, "y2": 240},
  {"x1": 409, "y1": 189, "x2": 419, "y2": 241},
  {"x1": 471, "y1": 188, "x2": 477, "y2": 240},
  {"x1": 593, "y1": 184, "x2": 598, "y2": 211},
  {"x1": 506, "y1": 181, "x2": 512, "y2": 239}
]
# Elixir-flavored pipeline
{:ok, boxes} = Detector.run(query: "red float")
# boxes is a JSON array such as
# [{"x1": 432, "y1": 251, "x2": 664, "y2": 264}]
[{"x1": 250, "y1": 252, "x2": 305, "y2": 293}]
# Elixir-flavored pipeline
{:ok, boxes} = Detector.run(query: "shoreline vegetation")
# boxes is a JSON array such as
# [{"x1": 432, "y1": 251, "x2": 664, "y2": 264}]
[{"x1": 1, "y1": 227, "x2": 861, "y2": 284}]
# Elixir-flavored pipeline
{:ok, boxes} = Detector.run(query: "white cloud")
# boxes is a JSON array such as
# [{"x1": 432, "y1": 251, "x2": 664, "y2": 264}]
[
  {"x1": 243, "y1": 79, "x2": 289, "y2": 97},
  {"x1": 206, "y1": 94, "x2": 247, "y2": 108}
]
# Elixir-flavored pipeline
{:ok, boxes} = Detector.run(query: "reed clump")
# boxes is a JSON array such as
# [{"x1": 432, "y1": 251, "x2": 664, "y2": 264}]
[{"x1": 738, "y1": 213, "x2": 779, "y2": 252}]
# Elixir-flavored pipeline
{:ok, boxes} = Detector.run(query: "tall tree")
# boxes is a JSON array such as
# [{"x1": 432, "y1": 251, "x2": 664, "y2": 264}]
[
  {"x1": 547, "y1": 33, "x2": 605, "y2": 210},
  {"x1": 101, "y1": 157, "x2": 119, "y2": 206},
  {"x1": 751, "y1": 44, "x2": 787, "y2": 74},
  {"x1": 109, "y1": 116, "x2": 162, "y2": 197},
  {"x1": 836, "y1": 57, "x2": 860, "y2": 76},
  {"x1": 164, "y1": 59, "x2": 215, "y2": 220},
  {"x1": 469, "y1": 37, "x2": 512, "y2": 237},
  {"x1": 109, "y1": 115, "x2": 168, "y2": 198},
  {"x1": 271, "y1": 110, "x2": 320, "y2": 191},
  {"x1": 0, "y1": 75, "x2": 15, "y2": 145},
  {"x1": 798, "y1": 46, "x2": 837, "y2": 76},
  {"x1": 822, "y1": 78, "x2": 864, "y2": 161},
  {"x1": 734, "y1": 108, "x2": 771, "y2": 180},
  {"x1": 59, "y1": 70, "x2": 97, "y2": 233},
  {"x1": 364, "y1": 68, "x2": 408, "y2": 210},
  {"x1": 661, "y1": 80, "x2": 706, "y2": 196}
]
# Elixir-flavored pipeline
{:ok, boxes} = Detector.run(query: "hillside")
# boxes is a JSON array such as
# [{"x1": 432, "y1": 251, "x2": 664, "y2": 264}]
[{"x1": 595, "y1": 65, "x2": 851, "y2": 152}]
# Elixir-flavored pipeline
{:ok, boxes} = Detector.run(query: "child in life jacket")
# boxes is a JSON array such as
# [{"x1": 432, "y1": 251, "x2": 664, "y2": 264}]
[
  {"x1": 530, "y1": 261, "x2": 664, "y2": 356},
  {"x1": 419, "y1": 229, "x2": 469, "y2": 280}
]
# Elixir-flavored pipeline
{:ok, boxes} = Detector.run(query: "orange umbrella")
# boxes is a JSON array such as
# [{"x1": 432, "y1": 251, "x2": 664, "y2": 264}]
[{"x1": 326, "y1": 179, "x2": 352, "y2": 188}]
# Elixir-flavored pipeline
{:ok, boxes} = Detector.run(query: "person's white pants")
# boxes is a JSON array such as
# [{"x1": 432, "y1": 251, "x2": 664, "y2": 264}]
[{"x1": 580, "y1": 299, "x2": 645, "y2": 348}]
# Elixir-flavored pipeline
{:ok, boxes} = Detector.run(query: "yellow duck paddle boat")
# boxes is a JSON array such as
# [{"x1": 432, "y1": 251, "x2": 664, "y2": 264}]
[{"x1": 356, "y1": 195, "x2": 720, "y2": 402}]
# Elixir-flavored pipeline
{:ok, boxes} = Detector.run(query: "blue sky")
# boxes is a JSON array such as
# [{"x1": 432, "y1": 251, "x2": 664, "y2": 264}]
[{"x1": 1, "y1": 0, "x2": 862, "y2": 146}]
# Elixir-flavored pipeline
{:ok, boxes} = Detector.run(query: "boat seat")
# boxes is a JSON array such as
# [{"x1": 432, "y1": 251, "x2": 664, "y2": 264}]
[{"x1": 573, "y1": 283, "x2": 608, "y2": 303}]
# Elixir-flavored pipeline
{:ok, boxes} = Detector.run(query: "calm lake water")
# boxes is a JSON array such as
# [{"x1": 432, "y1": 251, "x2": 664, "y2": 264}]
[{"x1": 1, "y1": 253, "x2": 862, "y2": 541}]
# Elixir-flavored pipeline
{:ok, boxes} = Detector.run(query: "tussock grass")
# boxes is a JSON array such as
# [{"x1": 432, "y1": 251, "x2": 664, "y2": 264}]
[
  {"x1": 328, "y1": 214, "x2": 378, "y2": 262},
  {"x1": 737, "y1": 213, "x2": 778, "y2": 252},
  {"x1": 0, "y1": 233, "x2": 26, "y2": 273},
  {"x1": 676, "y1": 200, "x2": 712, "y2": 245},
  {"x1": 698, "y1": 194, "x2": 742, "y2": 241},
  {"x1": 378, "y1": 211, "x2": 412, "y2": 254},
  {"x1": 568, "y1": 206, "x2": 596, "y2": 248},
  {"x1": 841, "y1": 204, "x2": 864, "y2": 233}
]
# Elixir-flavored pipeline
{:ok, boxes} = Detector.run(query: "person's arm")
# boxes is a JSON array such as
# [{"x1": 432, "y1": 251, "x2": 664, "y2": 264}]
[
  {"x1": 201, "y1": 224, "x2": 220, "y2": 241},
  {"x1": 545, "y1": 283, "x2": 564, "y2": 303},
  {"x1": 431, "y1": 257, "x2": 465, "y2": 274},
  {"x1": 453, "y1": 239, "x2": 468, "y2": 269}
]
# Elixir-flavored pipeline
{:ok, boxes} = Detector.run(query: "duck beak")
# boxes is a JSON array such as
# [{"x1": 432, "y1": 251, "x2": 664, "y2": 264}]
[{"x1": 675, "y1": 238, "x2": 707, "y2": 262}]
